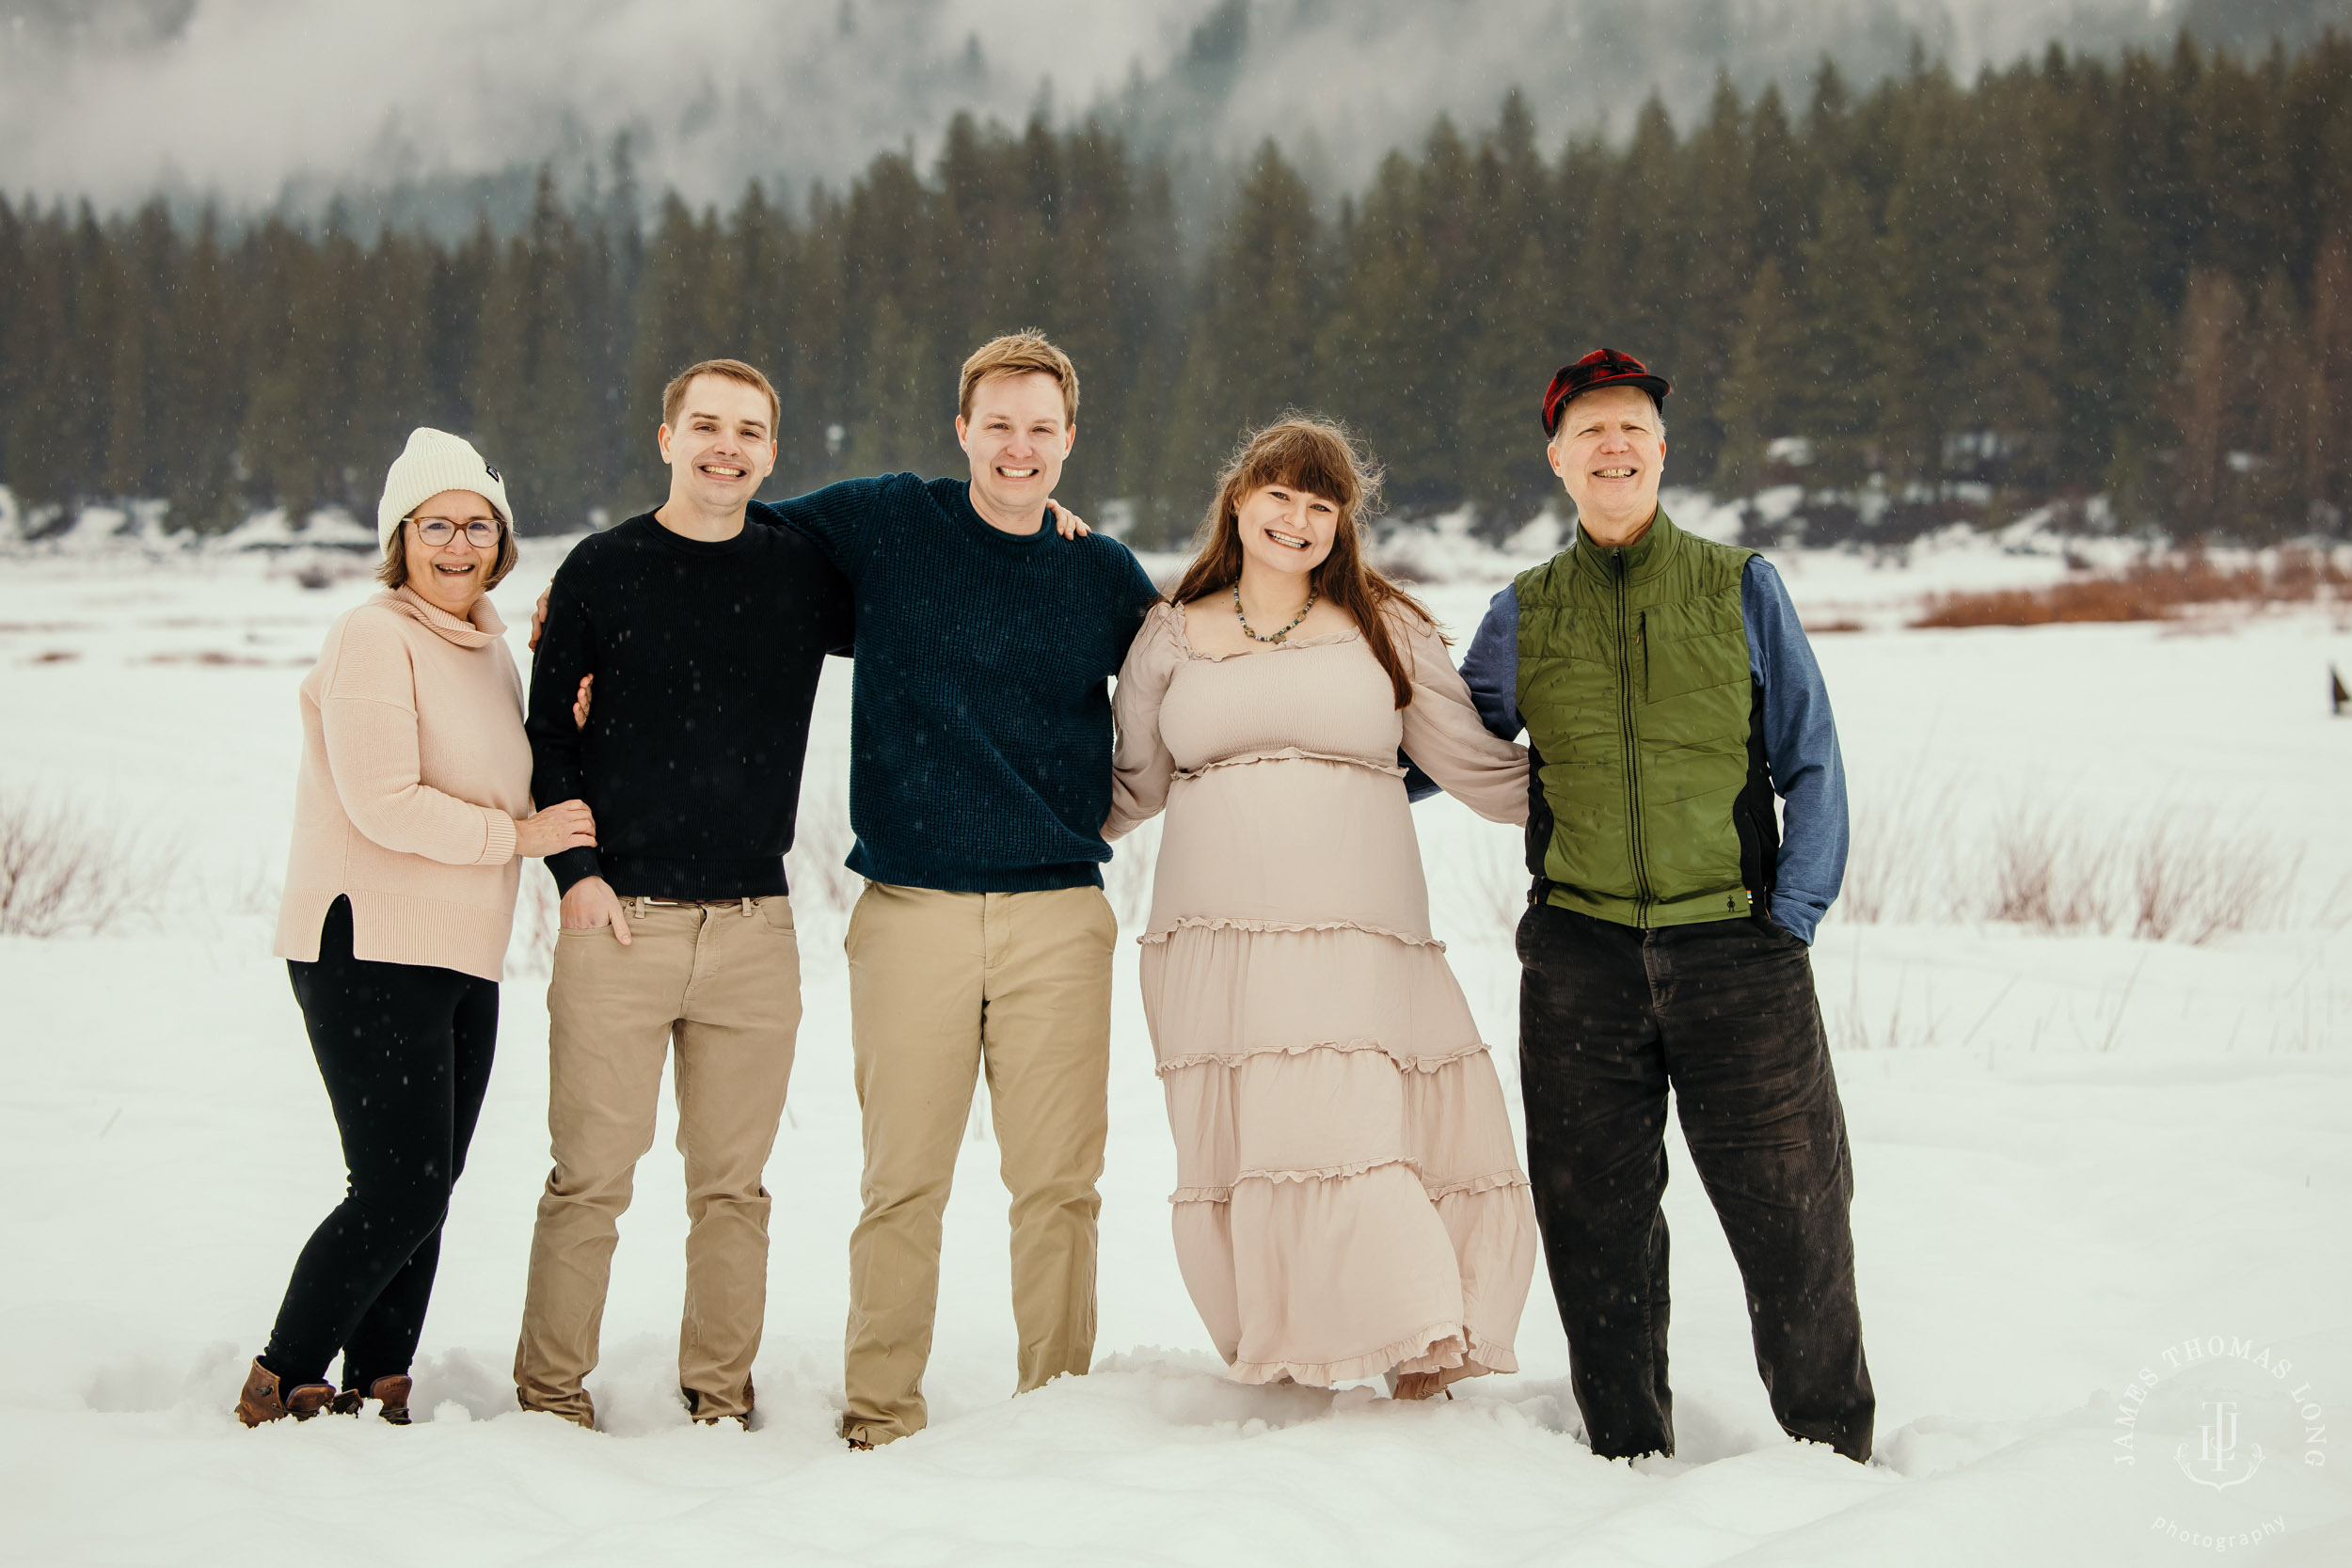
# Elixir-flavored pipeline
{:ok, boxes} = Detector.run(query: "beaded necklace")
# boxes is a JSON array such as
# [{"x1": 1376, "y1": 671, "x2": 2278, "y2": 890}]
[{"x1": 1233, "y1": 582, "x2": 1316, "y2": 644}]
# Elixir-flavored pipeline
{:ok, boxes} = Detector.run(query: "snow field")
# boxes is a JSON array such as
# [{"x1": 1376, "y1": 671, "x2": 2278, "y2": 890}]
[{"x1": 1, "y1": 540, "x2": 2348, "y2": 1565}]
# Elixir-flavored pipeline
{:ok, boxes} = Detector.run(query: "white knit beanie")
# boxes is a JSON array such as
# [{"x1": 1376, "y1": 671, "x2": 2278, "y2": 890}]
[{"x1": 376, "y1": 428, "x2": 515, "y2": 550}]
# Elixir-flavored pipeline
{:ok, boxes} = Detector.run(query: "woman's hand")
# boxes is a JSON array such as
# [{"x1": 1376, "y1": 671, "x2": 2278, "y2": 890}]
[
  {"x1": 530, "y1": 585, "x2": 552, "y2": 651},
  {"x1": 573, "y1": 674, "x2": 592, "y2": 729},
  {"x1": 515, "y1": 799, "x2": 596, "y2": 858},
  {"x1": 1052, "y1": 504, "x2": 1090, "y2": 540}
]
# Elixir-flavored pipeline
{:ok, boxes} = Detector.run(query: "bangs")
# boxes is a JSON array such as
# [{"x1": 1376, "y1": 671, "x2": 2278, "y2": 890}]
[{"x1": 1232, "y1": 425, "x2": 1363, "y2": 514}]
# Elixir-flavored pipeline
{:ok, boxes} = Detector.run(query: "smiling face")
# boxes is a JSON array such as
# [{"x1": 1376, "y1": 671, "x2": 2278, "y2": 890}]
[
  {"x1": 956, "y1": 370, "x2": 1074, "y2": 532},
  {"x1": 400, "y1": 488, "x2": 503, "y2": 619},
  {"x1": 1548, "y1": 385, "x2": 1667, "y2": 545},
  {"x1": 1233, "y1": 482, "x2": 1340, "y2": 579},
  {"x1": 658, "y1": 372, "x2": 778, "y2": 515}
]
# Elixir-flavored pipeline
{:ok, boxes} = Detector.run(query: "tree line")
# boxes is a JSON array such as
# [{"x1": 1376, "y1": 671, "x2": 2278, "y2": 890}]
[{"x1": 5, "y1": 30, "x2": 2350, "y2": 548}]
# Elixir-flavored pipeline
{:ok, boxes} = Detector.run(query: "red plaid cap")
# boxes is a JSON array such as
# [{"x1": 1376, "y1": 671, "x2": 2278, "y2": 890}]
[{"x1": 1541, "y1": 348, "x2": 1671, "y2": 436}]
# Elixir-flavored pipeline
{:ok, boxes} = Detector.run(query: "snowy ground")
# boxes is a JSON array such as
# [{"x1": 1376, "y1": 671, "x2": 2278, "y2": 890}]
[{"x1": 2, "y1": 531, "x2": 2349, "y2": 1566}]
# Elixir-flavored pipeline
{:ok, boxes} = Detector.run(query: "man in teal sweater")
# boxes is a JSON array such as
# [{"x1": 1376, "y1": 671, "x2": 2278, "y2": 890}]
[{"x1": 757, "y1": 332, "x2": 1160, "y2": 1449}]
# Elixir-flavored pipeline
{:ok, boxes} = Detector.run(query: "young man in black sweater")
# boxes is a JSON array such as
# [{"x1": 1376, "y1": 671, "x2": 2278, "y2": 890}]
[{"x1": 513, "y1": 359, "x2": 851, "y2": 1429}]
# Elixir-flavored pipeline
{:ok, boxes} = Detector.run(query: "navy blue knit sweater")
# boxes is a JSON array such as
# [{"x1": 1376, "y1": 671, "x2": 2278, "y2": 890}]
[{"x1": 755, "y1": 476, "x2": 1160, "y2": 893}]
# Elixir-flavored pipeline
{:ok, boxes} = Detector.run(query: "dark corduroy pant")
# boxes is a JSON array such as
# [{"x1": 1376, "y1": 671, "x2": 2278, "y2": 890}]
[
  {"x1": 1517, "y1": 901, "x2": 1873, "y2": 1463},
  {"x1": 262, "y1": 896, "x2": 497, "y2": 1389}
]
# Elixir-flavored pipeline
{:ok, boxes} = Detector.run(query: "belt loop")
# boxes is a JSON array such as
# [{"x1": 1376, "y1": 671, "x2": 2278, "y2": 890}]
[
  {"x1": 631, "y1": 895, "x2": 647, "y2": 920},
  {"x1": 740, "y1": 897, "x2": 754, "y2": 918}
]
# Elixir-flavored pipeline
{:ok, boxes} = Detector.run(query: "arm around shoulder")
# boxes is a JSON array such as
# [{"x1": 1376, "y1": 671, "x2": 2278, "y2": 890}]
[
  {"x1": 753, "y1": 477, "x2": 891, "y2": 582},
  {"x1": 1456, "y1": 583, "x2": 1524, "y2": 741},
  {"x1": 1397, "y1": 608, "x2": 1529, "y2": 826}
]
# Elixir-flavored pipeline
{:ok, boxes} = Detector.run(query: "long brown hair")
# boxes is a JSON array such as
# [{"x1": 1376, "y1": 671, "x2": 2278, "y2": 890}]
[{"x1": 1168, "y1": 417, "x2": 1436, "y2": 708}]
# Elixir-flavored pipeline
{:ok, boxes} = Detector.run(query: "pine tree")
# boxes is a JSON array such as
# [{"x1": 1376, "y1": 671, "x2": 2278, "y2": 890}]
[
  {"x1": 2169, "y1": 268, "x2": 2249, "y2": 536},
  {"x1": 1792, "y1": 177, "x2": 1884, "y2": 492},
  {"x1": 1457, "y1": 90, "x2": 1563, "y2": 540},
  {"x1": 627, "y1": 193, "x2": 728, "y2": 489},
  {"x1": 2244, "y1": 268, "x2": 2312, "y2": 539},
  {"x1": 2304, "y1": 233, "x2": 2352, "y2": 528},
  {"x1": 167, "y1": 208, "x2": 240, "y2": 531},
  {"x1": 103, "y1": 199, "x2": 176, "y2": 503},
  {"x1": 1158, "y1": 141, "x2": 1324, "y2": 539},
  {"x1": 1671, "y1": 73, "x2": 1757, "y2": 480},
  {"x1": 0, "y1": 200, "x2": 69, "y2": 512},
  {"x1": 1947, "y1": 75, "x2": 2060, "y2": 497},
  {"x1": 1712, "y1": 256, "x2": 1805, "y2": 497},
  {"x1": 59, "y1": 204, "x2": 123, "y2": 511},
  {"x1": 232, "y1": 218, "x2": 322, "y2": 519},
  {"x1": 469, "y1": 169, "x2": 597, "y2": 531}
]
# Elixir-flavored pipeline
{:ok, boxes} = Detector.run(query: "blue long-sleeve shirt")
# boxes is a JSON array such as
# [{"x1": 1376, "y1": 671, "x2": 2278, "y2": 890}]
[
  {"x1": 755, "y1": 476, "x2": 1160, "y2": 893},
  {"x1": 1457, "y1": 557, "x2": 1849, "y2": 942}
]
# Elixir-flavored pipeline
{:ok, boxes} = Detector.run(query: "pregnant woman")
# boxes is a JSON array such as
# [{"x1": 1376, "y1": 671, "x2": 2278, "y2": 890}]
[
  {"x1": 1106, "y1": 419, "x2": 1537, "y2": 1399},
  {"x1": 239, "y1": 429, "x2": 595, "y2": 1427}
]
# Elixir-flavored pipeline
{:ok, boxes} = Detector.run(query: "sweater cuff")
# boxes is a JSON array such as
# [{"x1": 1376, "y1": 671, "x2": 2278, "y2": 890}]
[
  {"x1": 478, "y1": 809, "x2": 518, "y2": 866},
  {"x1": 547, "y1": 845, "x2": 601, "y2": 896}
]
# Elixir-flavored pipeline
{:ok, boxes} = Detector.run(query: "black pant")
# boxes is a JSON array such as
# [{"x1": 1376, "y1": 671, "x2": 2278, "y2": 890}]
[
  {"x1": 1517, "y1": 902, "x2": 1873, "y2": 1463},
  {"x1": 262, "y1": 897, "x2": 497, "y2": 1388}
]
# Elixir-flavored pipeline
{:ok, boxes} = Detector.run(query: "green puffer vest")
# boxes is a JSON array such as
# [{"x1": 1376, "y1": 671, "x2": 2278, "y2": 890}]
[{"x1": 1515, "y1": 509, "x2": 1769, "y2": 928}]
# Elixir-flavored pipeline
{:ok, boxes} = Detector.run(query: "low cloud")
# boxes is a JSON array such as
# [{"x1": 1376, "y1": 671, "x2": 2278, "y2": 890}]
[{"x1": 0, "y1": 0, "x2": 2315, "y2": 216}]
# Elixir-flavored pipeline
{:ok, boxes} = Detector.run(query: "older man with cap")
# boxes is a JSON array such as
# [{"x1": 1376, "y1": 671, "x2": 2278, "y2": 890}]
[{"x1": 1457, "y1": 349, "x2": 1873, "y2": 1464}]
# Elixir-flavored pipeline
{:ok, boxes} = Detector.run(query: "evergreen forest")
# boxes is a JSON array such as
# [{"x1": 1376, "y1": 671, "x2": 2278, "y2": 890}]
[{"x1": 6, "y1": 32, "x2": 2352, "y2": 548}]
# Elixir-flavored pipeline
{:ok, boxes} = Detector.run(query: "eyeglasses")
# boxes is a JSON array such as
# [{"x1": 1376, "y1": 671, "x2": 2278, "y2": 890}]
[{"x1": 407, "y1": 515, "x2": 502, "y2": 546}]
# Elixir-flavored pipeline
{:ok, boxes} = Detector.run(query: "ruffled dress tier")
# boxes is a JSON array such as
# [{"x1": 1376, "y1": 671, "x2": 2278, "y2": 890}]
[{"x1": 1107, "y1": 601, "x2": 1539, "y2": 1387}]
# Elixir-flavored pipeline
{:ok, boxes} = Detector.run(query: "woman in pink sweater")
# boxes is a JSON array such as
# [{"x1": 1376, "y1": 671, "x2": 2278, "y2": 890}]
[{"x1": 237, "y1": 430, "x2": 595, "y2": 1428}]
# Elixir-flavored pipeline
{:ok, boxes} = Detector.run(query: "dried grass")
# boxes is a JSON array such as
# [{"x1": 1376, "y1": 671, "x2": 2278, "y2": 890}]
[
  {"x1": 1840, "y1": 767, "x2": 1968, "y2": 925},
  {"x1": 0, "y1": 790, "x2": 171, "y2": 937},
  {"x1": 1841, "y1": 784, "x2": 2301, "y2": 943},
  {"x1": 2128, "y1": 815, "x2": 2300, "y2": 944},
  {"x1": 1912, "y1": 547, "x2": 2352, "y2": 629}
]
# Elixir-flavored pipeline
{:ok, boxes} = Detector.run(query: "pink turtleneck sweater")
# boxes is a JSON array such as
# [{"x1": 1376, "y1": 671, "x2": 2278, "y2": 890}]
[{"x1": 273, "y1": 586, "x2": 532, "y2": 982}]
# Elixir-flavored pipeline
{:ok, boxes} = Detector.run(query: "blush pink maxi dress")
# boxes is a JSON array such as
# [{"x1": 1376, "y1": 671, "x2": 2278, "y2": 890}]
[{"x1": 1106, "y1": 600, "x2": 1540, "y2": 1388}]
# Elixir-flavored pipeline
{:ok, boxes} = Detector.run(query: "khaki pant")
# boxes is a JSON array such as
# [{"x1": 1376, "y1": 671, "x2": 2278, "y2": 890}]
[
  {"x1": 514, "y1": 895, "x2": 801, "y2": 1426},
  {"x1": 841, "y1": 882, "x2": 1116, "y2": 1446}
]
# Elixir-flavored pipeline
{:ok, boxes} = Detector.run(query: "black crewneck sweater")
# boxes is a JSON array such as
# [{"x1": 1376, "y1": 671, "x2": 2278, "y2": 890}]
[{"x1": 526, "y1": 512, "x2": 853, "y2": 899}]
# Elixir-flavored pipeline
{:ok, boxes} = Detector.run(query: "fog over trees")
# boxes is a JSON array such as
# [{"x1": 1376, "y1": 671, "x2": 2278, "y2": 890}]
[
  {"x1": 5, "y1": 31, "x2": 2351, "y2": 546},
  {"x1": 9, "y1": 1, "x2": 2341, "y2": 219}
]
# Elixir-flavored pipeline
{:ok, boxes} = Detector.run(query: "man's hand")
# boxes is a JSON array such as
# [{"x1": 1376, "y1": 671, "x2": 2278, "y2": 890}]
[
  {"x1": 561, "y1": 875, "x2": 632, "y2": 945},
  {"x1": 516, "y1": 799, "x2": 596, "y2": 858},
  {"x1": 1052, "y1": 505, "x2": 1090, "y2": 540}
]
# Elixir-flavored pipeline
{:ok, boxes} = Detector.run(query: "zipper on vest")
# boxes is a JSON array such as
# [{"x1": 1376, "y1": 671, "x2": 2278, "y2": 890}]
[{"x1": 1613, "y1": 550, "x2": 1653, "y2": 925}]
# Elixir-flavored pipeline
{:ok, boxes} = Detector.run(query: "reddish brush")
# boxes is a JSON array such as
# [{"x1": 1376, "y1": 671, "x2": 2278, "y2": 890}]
[{"x1": 1911, "y1": 549, "x2": 2350, "y2": 629}]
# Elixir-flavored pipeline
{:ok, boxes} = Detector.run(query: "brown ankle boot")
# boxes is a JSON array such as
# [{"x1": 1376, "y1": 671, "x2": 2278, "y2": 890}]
[
  {"x1": 329, "y1": 1374, "x2": 414, "y2": 1425},
  {"x1": 236, "y1": 1359, "x2": 335, "y2": 1428}
]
